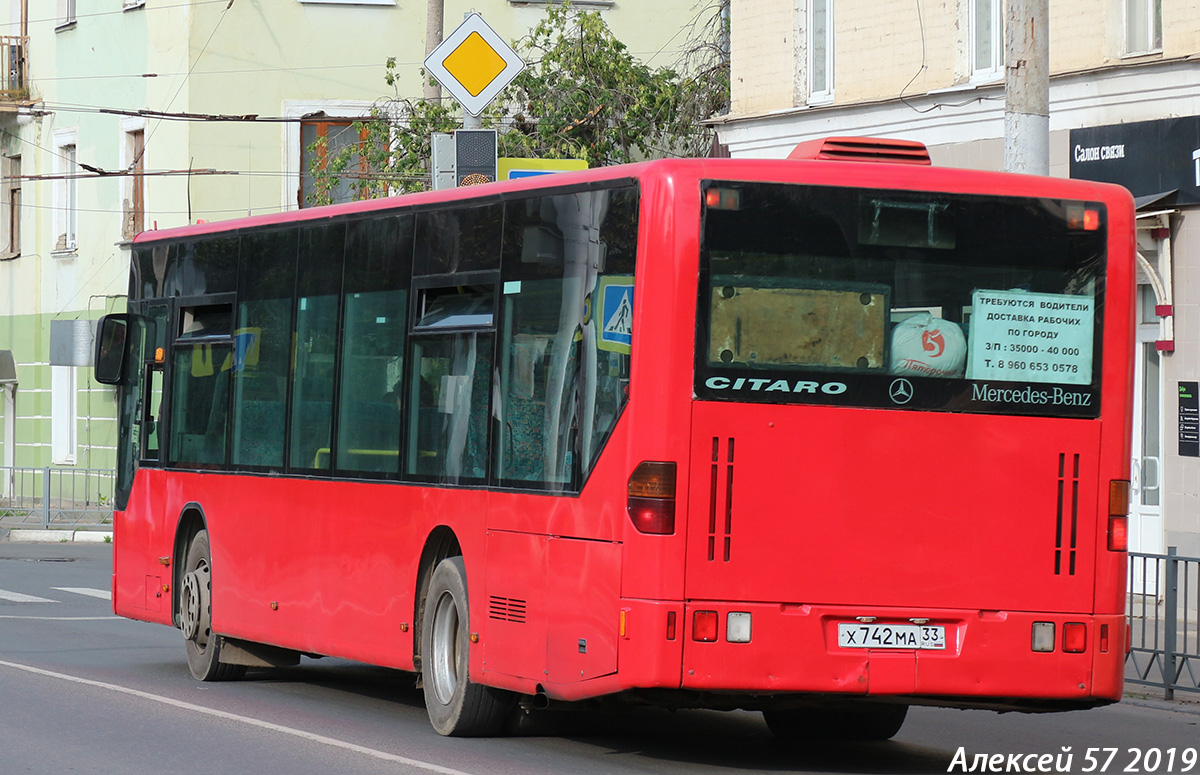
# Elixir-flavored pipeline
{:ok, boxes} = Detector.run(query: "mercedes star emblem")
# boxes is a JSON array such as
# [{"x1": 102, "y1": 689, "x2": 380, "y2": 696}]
[{"x1": 889, "y1": 378, "x2": 914, "y2": 405}]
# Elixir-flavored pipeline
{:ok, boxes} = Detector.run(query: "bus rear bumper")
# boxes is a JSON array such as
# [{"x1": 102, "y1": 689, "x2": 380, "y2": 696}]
[{"x1": 623, "y1": 601, "x2": 1125, "y2": 707}]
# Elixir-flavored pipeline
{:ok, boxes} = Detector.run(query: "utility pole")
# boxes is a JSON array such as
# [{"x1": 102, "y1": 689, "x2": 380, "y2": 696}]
[
  {"x1": 1004, "y1": 0, "x2": 1049, "y2": 175},
  {"x1": 424, "y1": 0, "x2": 443, "y2": 103}
]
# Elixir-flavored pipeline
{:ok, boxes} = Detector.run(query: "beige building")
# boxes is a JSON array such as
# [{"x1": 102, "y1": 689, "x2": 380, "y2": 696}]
[
  {"x1": 714, "y1": 0, "x2": 1200, "y2": 557},
  {"x1": 0, "y1": 0, "x2": 704, "y2": 490}
]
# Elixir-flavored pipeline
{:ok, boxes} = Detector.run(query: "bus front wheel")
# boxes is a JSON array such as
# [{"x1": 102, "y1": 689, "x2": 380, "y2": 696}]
[
  {"x1": 180, "y1": 529, "x2": 246, "y2": 682},
  {"x1": 421, "y1": 557, "x2": 512, "y2": 736}
]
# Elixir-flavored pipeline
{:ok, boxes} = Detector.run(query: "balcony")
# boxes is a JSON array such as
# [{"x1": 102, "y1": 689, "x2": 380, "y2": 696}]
[{"x1": 0, "y1": 36, "x2": 29, "y2": 104}]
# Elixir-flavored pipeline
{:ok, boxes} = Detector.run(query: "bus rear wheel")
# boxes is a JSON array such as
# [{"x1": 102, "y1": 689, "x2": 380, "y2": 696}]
[
  {"x1": 180, "y1": 529, "x2": 246, "y2": 682},
  {"x1": 763, "y1": 704, "x2": 908, "y2": 742},
  {"x1": 421, "y1": 557, "x2": 512, "y2": 736}
]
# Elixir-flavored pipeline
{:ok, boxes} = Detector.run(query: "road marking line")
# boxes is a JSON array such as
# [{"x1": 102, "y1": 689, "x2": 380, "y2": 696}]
[
  {"x1": 0, "y1": 615, "x2": 117, "y2": 621},
  {"x1": 0, "y1": 589, "x2": 58, "y2": 604},
  {"x1": 52, "y1": 587, "x2": 112, "y2": 601},
  {"x1": 0, "y1": 659, "x2": 476, "y2": 775}
]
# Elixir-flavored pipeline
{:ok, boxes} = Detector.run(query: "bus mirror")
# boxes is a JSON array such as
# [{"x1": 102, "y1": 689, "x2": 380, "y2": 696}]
[{"x1": 94, "y1": 314, "x2": 131, "y2": 385}]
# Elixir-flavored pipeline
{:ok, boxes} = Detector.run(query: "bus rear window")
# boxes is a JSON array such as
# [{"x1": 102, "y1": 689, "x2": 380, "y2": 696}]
[{"x1": 697, "y1": 182, "x2": 1106, "y2": 418}]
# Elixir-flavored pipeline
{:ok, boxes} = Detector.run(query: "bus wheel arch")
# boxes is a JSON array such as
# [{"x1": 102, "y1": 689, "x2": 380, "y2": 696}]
[
  {"x1": 172, "y1": 504, "x2": 208, "y2": 629},
  {"x1": 413, "y1": 526, "x2": 461, "y2": 672},
  {"x1": 420, "y1": 555, "x2": 513, "y2": 736}
]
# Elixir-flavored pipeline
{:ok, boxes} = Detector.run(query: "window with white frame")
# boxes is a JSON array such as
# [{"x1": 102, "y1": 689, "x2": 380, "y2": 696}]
[
  {"x1": 57, "y1": 0, "x2": 76, "y2": 28},
  {"x1": 970, "y1": 0, "x2": 1004, "y2": 81},
  {"x1": 807, "y1": 0, "x2": 833, "y2": 103},
  {"x1": 54, "y1": 132, "x2": 78, "y2": 253},
  {"x1": 2, "y1": 154, "x2": 19, "y2": 258},
  {"x1": 52, "y1": 365, "x2": 77, "y2": 464},
  {"x1": 1125, "y1": 0, "x2": 1162, "y2": 55},
  {"x1": 284, "y1": 101, "x2": 378, "y2": 211}
]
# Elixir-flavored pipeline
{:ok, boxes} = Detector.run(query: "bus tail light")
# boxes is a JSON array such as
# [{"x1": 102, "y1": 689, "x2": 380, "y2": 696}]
[
  {"x1": 1063, "y1": 623, "x2": 1087, "y2": 653},
  {"x1": 1108, "y1": 480, "x2": 1130, "y2": 551},
  {"x1": 693, "y1": 611, "x2": 718, "y2": 642},
  {"x1": 1031, "y1": 622, "x2": 1055, "y2": 652},
  {"x1": 1067, "y1": 203, "x2": 1102, "y2": 231},
  {"x1": 1099, "y1": 624, "x2": 1110, "y2": 653},
  {"x1": 627, "y1": 461, "x2": 676, "y2": 535},
  {"x1": 705, "y1": 187, "x2": 741, "y2": 210}
]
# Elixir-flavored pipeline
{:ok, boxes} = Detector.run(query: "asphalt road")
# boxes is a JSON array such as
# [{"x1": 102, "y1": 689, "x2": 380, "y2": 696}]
[{"x1": 1, "y1": 541, "x2": 1197, "y2": 775}]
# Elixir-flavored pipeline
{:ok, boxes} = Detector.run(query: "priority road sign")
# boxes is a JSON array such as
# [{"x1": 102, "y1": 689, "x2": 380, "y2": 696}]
[{"x1": 424, "y1": 13, "x2": 525, "y2": 117}]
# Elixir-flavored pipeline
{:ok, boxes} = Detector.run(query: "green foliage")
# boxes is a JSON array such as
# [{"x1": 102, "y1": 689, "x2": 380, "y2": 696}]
[{"x1": 305, "y1": 1, "x2": 728, "y2": 205}]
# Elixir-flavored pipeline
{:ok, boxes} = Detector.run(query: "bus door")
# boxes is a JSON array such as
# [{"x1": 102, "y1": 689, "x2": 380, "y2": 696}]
[{"x1": 138, "y1": 301, "x2": 170, "y2": 464}]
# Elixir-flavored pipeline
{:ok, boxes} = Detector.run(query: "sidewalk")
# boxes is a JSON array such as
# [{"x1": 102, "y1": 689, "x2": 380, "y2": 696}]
[{"x1": 1, "y1": 527, "x2": 113, "y2": 543}]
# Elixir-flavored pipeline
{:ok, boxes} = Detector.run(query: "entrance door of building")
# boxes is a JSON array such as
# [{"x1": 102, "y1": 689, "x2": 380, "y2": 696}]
[{"x1": 1129, "y1": 314, "x2": 1163, "y2": 592}]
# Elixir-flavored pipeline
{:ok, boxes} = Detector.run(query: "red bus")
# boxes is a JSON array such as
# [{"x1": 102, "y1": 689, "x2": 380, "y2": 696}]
[{"x1": 94, "y1": 137, "x2": 1134, "y2": 740}]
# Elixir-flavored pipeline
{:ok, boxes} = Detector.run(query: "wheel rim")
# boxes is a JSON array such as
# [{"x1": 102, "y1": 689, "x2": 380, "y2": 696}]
[
  {"x1": 180, "y1": 559, "x2": 211, "y2": 649},
  {"x1": 430, "y1": 589, "x2": 460, "y2": 705}
]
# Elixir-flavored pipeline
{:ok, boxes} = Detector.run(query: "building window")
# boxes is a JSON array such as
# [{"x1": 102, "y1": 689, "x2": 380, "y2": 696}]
[
  {"x1": 52, "y1": 366, "x2": 77, "y2": 464},
  {"x1": 57, "y1": 0, "x2": 76, "y2": 28},
  {"x1": 123, "y1": 125, "x2": 145, "y2": 240},
  {"x1": 299, "y1": 118, "x2": 371, "y2": 208},
  {"x1": 807, "y1": 0, "x2": 833, "y2": 103},
  {"x1": 970, "y1": 0, "x2": 1004, "y2": 81},
  {"x1": 1125, "y1": 0, "x2": 1162, "y2": 55},
  {"x1": 54, "y1": 132, "x2": 78, "y2": 253},
  {"x1": 2, "y1": 155, "x2": 19, "y2": 258}
]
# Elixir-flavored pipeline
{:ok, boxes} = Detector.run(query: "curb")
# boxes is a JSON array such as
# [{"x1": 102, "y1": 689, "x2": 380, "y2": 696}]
[
  {"x1": 1123, "y1": 696, "x2": 1200, "y2": 715},
  {"x1": 5, "y1": 528, "x2": 113, "y2": 544}
]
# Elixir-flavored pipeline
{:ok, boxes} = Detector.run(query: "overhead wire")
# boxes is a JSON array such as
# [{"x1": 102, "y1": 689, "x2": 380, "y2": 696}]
[{"x1": 0, "y1": 0, "x2": 234, "y2": 32}]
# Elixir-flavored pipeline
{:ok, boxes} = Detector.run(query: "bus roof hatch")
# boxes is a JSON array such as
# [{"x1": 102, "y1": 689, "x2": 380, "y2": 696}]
[{"x1": 788, "y1": 136, "x2": 932, "y2": 165}]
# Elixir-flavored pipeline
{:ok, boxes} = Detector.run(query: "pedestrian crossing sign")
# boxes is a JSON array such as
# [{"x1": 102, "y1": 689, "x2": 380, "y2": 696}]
[{"x1": 597, "y1": 276, "x2": 633, "y2": 354}]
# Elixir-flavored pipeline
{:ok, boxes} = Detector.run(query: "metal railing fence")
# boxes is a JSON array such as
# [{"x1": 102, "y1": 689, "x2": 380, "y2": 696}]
[
  {"x1": 0, "y1": 466, "x2": 115, "y2": 529},
  {"x1": 1127, "y1": 549, "x2": 1200, "y2": 700},
  {"x1": 0, "y1": 35, "x2": 28, "y2": 99}
]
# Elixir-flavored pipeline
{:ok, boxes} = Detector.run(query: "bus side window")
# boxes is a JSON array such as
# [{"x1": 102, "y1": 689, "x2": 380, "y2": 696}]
[
  {"x1": 494, "y1": 186, "x2": 638, "y2": 491},
  {"x1": 168, "y1": 342, "x2": 232, "y2": 467},
  {"x1": 336, "y1": 215, "x2": 410, "y2": 476},
  {"x1": 407, "y1": 332, "x2": 493, "y2": 483},
  {"x1": 231, "y1": 229, "x2": 296, "y2": 470},
  {"x1": 289, "y1": 223, "x2": 344, "y2": 472}
]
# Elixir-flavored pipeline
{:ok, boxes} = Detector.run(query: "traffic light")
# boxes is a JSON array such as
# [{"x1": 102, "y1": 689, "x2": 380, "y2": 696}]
[{"x1": 455, "y1": 129, "x2": 497, "y2": 186}]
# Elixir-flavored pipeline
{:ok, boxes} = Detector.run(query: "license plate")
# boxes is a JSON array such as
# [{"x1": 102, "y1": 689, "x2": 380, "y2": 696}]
[{"x1": 837, "y1": 623, "x2": 946, "y2": 650}]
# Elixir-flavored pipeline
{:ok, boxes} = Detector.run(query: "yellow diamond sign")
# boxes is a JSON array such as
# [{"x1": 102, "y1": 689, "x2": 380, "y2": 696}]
[
  {"x1": 444, "y1": 33, "x2": 507, "y2": 97},
  {"x1": 425, "y1": 14, "x2": 525, "y2": 116}
]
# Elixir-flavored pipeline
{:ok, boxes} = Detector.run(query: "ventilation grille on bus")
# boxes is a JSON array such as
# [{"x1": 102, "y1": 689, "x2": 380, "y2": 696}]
[
  {"x1": 1054, "y1": 453, "x2": 1080, "y2": 576},
  {"x1": 707, "y1": 436, "x2": 736, "y2": 562},
  {"x1": 787, "y1": 136, "x2": 932, "y2": 165},
  {"x1": 488, "y1": 596, "x2": 527, "y2": 623}
]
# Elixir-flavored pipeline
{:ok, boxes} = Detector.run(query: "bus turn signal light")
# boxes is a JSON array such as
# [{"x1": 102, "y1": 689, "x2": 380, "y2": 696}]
[{"x1": 628, "y1": 462, "x2": 676, "y2": 534}]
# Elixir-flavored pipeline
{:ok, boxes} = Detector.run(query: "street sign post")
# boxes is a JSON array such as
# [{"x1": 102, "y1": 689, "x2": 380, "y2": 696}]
[{"x1": 424, "y1": 13, "x2": 525, "y2": 117}]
